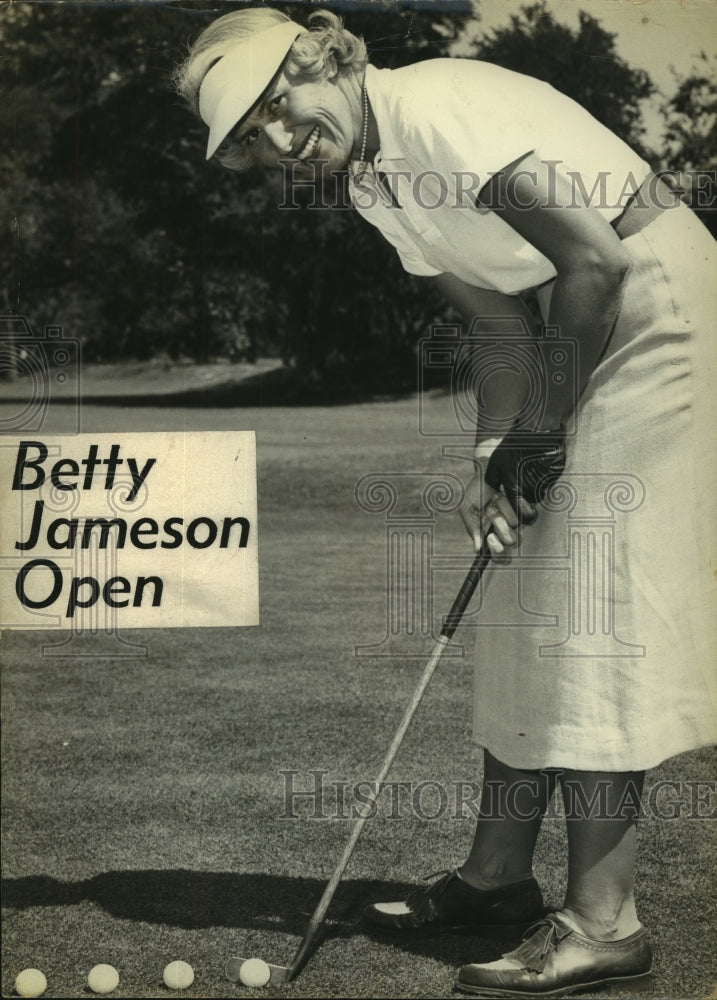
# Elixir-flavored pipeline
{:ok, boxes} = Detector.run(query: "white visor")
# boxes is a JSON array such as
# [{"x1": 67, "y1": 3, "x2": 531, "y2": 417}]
[{"x1": 199, "y1": 20, "x2": 306, "y2": 160}]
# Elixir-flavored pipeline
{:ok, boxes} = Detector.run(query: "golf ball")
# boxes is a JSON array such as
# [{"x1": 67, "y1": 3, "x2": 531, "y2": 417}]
[
  {"x1": 239, "y1": 958, "x2": 271, "y2": 988},
  {"x1": 15, "y1": 969, "x2": 47, "y2": 998},
  {"x1": 163, "y1": 960, "x2": 195, "y2": 990},
  {"x1": 88, "y1": 964, "x2": 120, "y2": 994}
]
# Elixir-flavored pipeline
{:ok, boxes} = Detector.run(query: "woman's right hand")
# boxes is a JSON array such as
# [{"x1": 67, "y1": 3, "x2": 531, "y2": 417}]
[{"x1": 459, "y1": 461, "x2": 525, "y2": 556}]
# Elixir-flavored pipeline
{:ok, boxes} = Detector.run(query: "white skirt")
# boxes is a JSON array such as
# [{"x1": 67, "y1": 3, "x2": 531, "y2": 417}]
[{"x1": 473, "y1": 203, "x2": 717, "y2": 771}]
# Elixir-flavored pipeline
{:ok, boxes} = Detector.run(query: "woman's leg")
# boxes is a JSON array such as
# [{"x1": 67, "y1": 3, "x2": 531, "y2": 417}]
[
  {"x1": 363, "y1": 748, "x2": 552, "y2": 931},
  {"x1": 560, "y1": 769, "x2": 645, "y2": 940},
  {"x1": 455, "y1": 769, "x2": 652, "y2": 995},
  {"x1": 460, "y1": 749, "x2": 558, "y2": 889}
]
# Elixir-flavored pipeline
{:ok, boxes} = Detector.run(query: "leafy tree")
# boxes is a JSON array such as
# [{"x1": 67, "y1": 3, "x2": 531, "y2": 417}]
[
  {"x1": 0, "y1": 0, "x2": 470, "y2": 382},
  {"x1": 659, "y1": 55, "x2": 717, "y2": 235},
  {"x1": 662, "y1": 55, "x2": 717, "y2": 171},
  {"x1": 460, "y1": 2, "x2": 656, "y2": 160},
  {"x1": 1, "y1": 1, "x2": 468, "y2": 380}
]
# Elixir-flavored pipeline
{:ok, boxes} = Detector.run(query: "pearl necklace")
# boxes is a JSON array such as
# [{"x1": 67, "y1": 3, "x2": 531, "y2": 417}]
[{"x1": 351, "y1": 83, "x2": 370, "y2": 183}]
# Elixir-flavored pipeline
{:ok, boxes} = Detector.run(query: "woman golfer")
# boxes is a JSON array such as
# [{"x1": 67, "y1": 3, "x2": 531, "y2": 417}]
[{"x1": 175, "y1": 8, "x2": 717, "y2": 996}]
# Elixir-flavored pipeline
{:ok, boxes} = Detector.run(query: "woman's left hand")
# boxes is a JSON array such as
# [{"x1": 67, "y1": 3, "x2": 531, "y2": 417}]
[{"x1": 485, "y1": 427, "x2": 566, "y2": 513}]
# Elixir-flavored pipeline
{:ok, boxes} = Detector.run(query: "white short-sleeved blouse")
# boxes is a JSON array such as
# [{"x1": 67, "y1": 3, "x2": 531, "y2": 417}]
[{"x1": 349, "y1": 60, "x2": 651, "y2": 294}]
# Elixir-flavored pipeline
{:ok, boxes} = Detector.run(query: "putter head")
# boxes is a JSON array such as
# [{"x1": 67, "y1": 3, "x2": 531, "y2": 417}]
[{"x1": 225, "y1": 956, "x2": 291, "y2": 986}]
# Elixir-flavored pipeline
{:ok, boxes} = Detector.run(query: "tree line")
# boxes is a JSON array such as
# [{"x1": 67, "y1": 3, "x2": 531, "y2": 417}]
[{"x1": 1, "y1": 1, "x2": 714, "y2": 392}]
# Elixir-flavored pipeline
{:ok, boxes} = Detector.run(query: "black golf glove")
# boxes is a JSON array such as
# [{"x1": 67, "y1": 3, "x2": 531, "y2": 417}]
[{"x1": 485, "y1": 425, "x2": 566, "y2": 522}]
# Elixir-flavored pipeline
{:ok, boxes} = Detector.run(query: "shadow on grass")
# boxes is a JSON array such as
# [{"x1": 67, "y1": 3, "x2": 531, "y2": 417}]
[{"x1": 1, "y1": 871, "x2": 513, "y2": 966}]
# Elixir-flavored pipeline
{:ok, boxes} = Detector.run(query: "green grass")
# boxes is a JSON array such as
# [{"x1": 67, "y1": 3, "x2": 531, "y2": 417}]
[{"x1": 1, "y1": 375, "x2": 716, "y2": 998}]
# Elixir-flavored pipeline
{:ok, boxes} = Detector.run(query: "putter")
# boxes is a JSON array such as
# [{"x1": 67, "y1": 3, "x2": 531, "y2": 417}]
[{"x1": 226, "y1": 541, "x2": 492, "y2": 986}]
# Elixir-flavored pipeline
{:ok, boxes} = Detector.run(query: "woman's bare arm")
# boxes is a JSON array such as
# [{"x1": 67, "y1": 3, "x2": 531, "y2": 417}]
[
  {"x1": 453, "y1": 153, "x2": 631, "y2": 551},
  {"x1": 428, "y1": 274, "x2": 539, "y2": 442},
  {"x1": 479, "y1": 152, "x2": 631, "y2": 430}
]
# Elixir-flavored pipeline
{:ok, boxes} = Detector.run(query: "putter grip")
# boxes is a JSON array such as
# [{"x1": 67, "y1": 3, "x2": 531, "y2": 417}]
[{"x1": 441, "y1": 541, "x2": 491, "y2": 641}]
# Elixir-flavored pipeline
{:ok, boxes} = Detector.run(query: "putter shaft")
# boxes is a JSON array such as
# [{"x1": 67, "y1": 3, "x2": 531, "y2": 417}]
[
  {"x1": 226, "y1": 544, "x2": 492, "y2": 985},
  {"x1": 284, "y1": 543, "x2": 492, "y2": 981}
]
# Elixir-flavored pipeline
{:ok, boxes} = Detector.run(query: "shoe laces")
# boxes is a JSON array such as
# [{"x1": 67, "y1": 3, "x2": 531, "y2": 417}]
[
  {"x1": 421, "y1": 868, "x2": 455, "y2": 884},
  {"x1": 405, "y1": 869, "x2": 457, "y2": 914},
  {"x1": 503, "y1": 914, "x2": 572, "y2": 973}
]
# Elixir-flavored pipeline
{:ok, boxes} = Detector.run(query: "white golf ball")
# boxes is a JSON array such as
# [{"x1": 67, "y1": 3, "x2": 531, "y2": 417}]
[
  {"x1": 163, "y1": 960, "x2": 195, "y2": 990},
  {"x1": 87, "y1": 963, "x2": 120, "y2": 994},
  {"x1": 239, "y1": 958, "x2": 271, "y2": 988},
  {"x1": 15, "y1": 969, "x2": 47, "y2": 998}
]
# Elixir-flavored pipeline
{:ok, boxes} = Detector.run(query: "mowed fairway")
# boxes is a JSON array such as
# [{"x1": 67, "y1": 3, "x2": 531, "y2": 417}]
[{"x1": 1, "y1": 368, "x2": 715, "y2": 998}]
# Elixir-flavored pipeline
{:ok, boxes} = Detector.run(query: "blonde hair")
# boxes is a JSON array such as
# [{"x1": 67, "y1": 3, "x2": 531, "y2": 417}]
[{"x1": 174, "y1": 7, "x2": 367, "y2": 170}]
